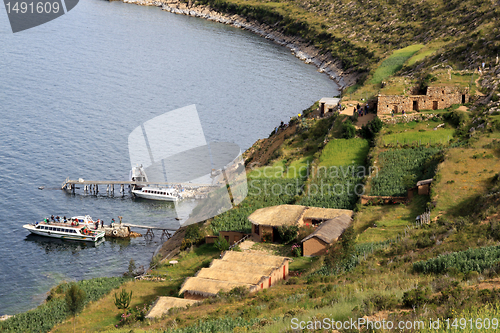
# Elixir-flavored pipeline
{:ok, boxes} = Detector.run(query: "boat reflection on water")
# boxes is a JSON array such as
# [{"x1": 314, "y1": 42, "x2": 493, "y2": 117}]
[{"x1": 24, "y1": 234, "x2": 105, "y2": 254}]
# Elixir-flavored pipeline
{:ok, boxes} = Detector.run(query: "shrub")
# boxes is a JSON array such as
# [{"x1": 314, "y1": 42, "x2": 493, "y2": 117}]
[
  {"x1": 443, "y1": 110, "x2": 469, "y2": 127},
  {"x1": 277, "y1": 225, "x2": 299, "y2": 244},
  {"x1": 65, "y1": 284, "x2": 86, "y2": 333},
  {"x1": 360, "y1": 117, "x2": 383, "y2": 139},
  {"x1": 297, "y1": 225, "x2": 315, "y2": 241},
  {"x1": 402, "y1": 286, "x2": 431, "y2": 308},
  {"x1": 214, "y1": 235, "x2": 230, "y2": 251},
  {"x1": 342, "y1": 119, "x2": 356, "y2": 139},
  {"x1": 182, "y1": 224, "x2": 205, "y2": 250},
  {"x1": 286, "y1": 277, "x2": 299, "y2": 285},
  {"x1": 291, "y1": 243, "x2": 302, "y2": 257},
  {"x1": 363, "y1": 294, "x2": 398, "y2": 313}
]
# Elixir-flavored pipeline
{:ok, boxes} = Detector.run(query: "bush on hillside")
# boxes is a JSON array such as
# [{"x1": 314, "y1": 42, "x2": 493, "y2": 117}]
[
  {"x1": 360, "y1": 117, "x2": 383, "y2": 140},
  {"x1": 342, "y1": 119, "x2": 356, "y2": 139},
  {"x1": 277, "y1": 225, "x2": 299, "y2": 244}
]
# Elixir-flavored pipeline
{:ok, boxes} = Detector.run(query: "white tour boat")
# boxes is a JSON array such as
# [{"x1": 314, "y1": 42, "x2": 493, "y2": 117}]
[
  {"x1": 130, "y1": 165, "x2": 149, "y2": 189},
  {"x1": 131, "y1": 186, "x2": 181, "y2": 201},
  {"x1": 23, "y1": 221, "x2": 105, "y2": 242}
]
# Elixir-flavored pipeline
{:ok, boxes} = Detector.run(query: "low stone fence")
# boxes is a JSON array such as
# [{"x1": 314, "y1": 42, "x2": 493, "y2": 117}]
[{"x1": 360, "y1": 195, "x2": 408, "y2": 205}]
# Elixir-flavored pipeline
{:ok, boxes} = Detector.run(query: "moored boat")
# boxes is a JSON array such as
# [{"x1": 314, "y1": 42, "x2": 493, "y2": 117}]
[
  {"x1": 131, "y1": 186, "x2": 181, "y2": 201},
  {"x1": 23, "y1": 221, "x2": 105, "y2": 242}
]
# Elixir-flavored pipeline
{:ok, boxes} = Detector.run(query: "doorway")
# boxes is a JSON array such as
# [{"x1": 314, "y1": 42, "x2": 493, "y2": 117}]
[
  {"x1": 413, "y1": 101, "x2": 419, "y2": 111},
  {"x1": 432, "y1": 101, "x2": 438, "y2": 110}
]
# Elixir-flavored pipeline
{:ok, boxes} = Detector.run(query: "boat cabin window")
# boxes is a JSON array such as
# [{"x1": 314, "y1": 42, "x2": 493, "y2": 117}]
[{"x1": 57, "y1": 228, "x2": 61, "y2": 232}]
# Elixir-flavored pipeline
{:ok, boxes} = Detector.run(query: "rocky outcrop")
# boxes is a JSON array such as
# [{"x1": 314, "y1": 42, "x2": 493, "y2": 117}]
[
  {"x1": 103, "y1": 225, "x2": 142, "y2": 238},
  {"x1": 119, "y1": 0, "x2": 359, "y2": 89}
]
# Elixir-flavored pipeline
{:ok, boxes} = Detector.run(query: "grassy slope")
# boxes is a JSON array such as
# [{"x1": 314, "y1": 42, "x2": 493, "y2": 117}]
[
  {"x1": 52, "y1": 244, "x2": 221, "y2": 332},
  {"x1": 198, "y1": 0, "x2": 500, "y2": 78},
  {"x1": 432, "y1": 135, "x2": 500, "y2": 217}
]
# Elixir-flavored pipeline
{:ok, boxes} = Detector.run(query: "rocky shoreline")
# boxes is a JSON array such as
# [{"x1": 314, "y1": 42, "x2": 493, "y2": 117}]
[{"x1": 118, "y1": 0, "x2": 359, "y2": 90}]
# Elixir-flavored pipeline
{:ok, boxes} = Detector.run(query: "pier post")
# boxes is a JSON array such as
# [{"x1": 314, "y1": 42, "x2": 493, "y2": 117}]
[
  {"x1": 72, "y1": 184, "x2": 75, "y2": 194},
  {"x1": 96, "y1": 184, "x2": 98, "y2": 195}
]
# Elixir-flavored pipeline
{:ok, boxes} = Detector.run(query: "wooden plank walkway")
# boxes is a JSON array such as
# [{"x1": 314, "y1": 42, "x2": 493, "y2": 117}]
[
  {"x1": 62, "y1": 179, "x2": 210, "y2": 188},
  {"x1": 122, "y1": 223, "x2": 177, "y2": 231},
  {"x1": 121, "y1": 223, "x2": 177, "y2": 240}
]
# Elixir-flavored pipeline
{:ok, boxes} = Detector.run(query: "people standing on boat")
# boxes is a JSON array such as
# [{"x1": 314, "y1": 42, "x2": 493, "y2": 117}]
[
  {"x1": 50, "y1": 215, "x2": 55, "y2": 222},
  {"x1": 63, "y1": 216, "x2": 67, "y2": 223},
  {"x1": 95, "y1": 220, "x2": 99, "y2": 230},
  {"x1": 56, "y1": 216, "x2": 60, "y2": 222},
  {"x1": 100, "y1": 219, "x2": 104, "y2": 228}
]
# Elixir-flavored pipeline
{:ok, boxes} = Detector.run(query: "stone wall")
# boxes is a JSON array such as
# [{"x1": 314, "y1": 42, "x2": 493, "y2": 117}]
[
  {"x1": 378, "y1": 95, "x2": 413, "y2": 114},
  {"x1": 378, "y1": 86, "x2": 470, "y2": 115}
]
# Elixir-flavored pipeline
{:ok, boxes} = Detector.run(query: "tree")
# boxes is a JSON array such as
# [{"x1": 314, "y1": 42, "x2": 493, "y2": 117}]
[
  {"x1": 340, "y1": 226, "x2": 356, "y2": 258},
  {"x1": 324, "y1": 226, "x2": 357, "y2": 269},
  {"x1": 65, "y1": 283, "x2": 86, "y2": 333},
  {"x1": 114, "y1": 289, "x2": 133, "y2": 311},
  {"x1": 214, "y1": 235, "x2": 230, "y2": 251}
]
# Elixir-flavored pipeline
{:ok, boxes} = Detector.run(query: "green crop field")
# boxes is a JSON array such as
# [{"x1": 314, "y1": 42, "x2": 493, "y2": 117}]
[
  {"x1": 380, "y1": 128, "x2": 455, "y2": 146},
  {"x1": 413, "y1": 245, "x2": 500, "y2": 274},
  {"x1": 319, "y1": 138, "x2": 369, "y2": 167},
  {"x1": 370, "y1": 45, "x2": 423, "y2": 84},
  {"x1": 370, "y1": 147, "x2": 441, "y2": 196}
]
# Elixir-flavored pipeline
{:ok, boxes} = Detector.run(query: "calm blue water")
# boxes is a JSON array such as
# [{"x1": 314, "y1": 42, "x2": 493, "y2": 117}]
[{"x1": 0, "y1": 0, "x2": 338, "y2": 314}]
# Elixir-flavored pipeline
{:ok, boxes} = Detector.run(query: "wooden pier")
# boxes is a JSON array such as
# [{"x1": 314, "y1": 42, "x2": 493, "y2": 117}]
[
  {"x1": 61, "y1": 177, "x2": 212, "y2": 196},
  {"x1": 121, "y1": 223, "x2": 177, "y2": 240}
]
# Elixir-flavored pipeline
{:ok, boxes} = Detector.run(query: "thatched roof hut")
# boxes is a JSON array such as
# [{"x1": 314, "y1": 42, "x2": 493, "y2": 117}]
[
  {"x1": 248, "y1": 205, "x2": 306, "y2": 227},
  {"x1": 179, "y1": 277, "x2": 257, "y2": 298},
  {"x1": 209, "y1": 259, "x2": 277, "y2": 276},
  {"x1": 302, "y1": 215, "x2": 352, "y2": 244},
  {"x1": 195, "y1": 268, "x2": 268, "y2": 285},
  {"x1": 221, "y1": 251, "x2": 289, "y2": 267},
  {"x1": 302, "y1": 207, "x2": 353, "y2": 222}
]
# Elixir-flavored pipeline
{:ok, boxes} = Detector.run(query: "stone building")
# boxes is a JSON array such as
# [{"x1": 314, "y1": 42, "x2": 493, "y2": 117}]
[{"x1": 378, "y1": 86, "x2": 469, "y2": 115}]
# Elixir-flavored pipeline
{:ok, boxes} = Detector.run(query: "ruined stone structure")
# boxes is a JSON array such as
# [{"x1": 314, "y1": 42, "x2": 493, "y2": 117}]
[{"x1": 377, "y1": 86, "x2": 470, "y2": 115}]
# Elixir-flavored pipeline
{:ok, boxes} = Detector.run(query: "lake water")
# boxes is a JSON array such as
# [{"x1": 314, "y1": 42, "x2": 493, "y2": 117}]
[{"x1": 0, "y1": 0, "x2": 338, "y2": 315}]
